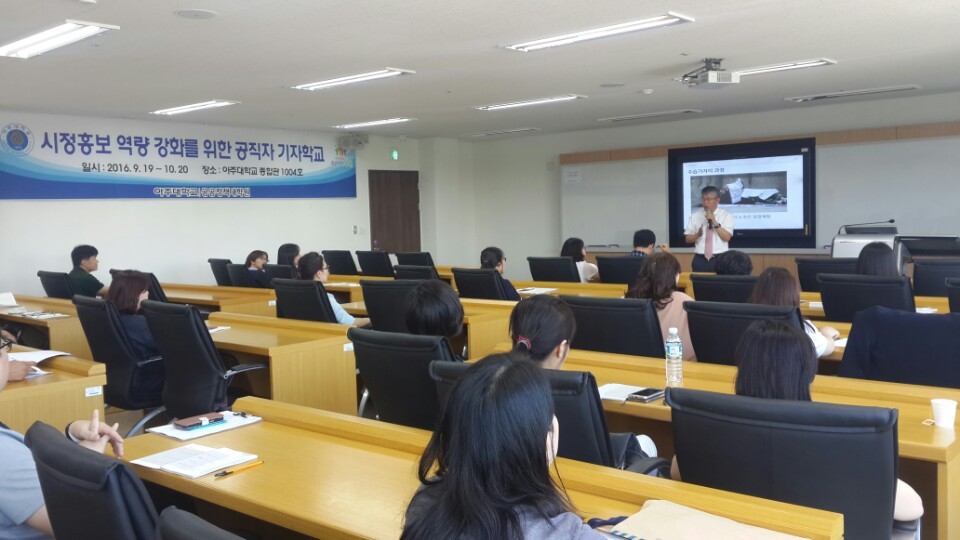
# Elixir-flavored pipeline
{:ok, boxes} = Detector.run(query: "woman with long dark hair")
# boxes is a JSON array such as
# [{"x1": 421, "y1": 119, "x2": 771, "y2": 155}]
[
  {"x1": 402, "y1": 354, "x2": 602, "y2": 539},
  {"x1": 297, "y1": 252, "x2": 369, "y2": 327},
  {"x1": 480, "y1": 246, "x2": 521, "y2": 300},
  {"x1": 106, "y1": 270, "x2": 165, "y2": 403},
  {"x1": 856, "y1": 241, "x2": 899, "y2": 276},
  {"x1": 625, "y1": 252, "x2": 696, "y2": 360},
  {"x1": 244, "y1": 249, "x2": 270, "y2": 287},
  {"x1": 749, "y1": 267, "x2": 839, "y2": 358},
  {"x1": 560, "y1": 237, "x2": 598, "y2": 283},
  {"x1": 277, "y1": 243, "x2": 301, "y2": 277},
  {"x1": 404, "y1": 280, "x2": 466, "y2": 357}
]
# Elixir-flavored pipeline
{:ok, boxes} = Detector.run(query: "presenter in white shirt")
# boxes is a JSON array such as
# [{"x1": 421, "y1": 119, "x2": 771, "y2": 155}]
[{"x1": 684, "y1": 186, "x2": 735, "y2": 272}]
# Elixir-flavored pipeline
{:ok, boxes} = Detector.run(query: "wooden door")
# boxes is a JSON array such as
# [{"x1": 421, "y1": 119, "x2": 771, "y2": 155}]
[{"x1": 368, "y1": 170, "x2": 421, "y2": 252}]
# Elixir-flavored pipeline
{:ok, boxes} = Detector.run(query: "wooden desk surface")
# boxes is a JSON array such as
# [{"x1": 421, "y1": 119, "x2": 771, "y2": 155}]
[
  {"x1": 161, "y1": 283, "x2": 277, "y2": 316},
  {"x1": 512, "y1": 280, "x2": 628, "y2": 298},
  {"x1": 1, "y1": 296, "x2": 93, "y2": 359},
  {"x1": 800, "y1": 291, "x2": 950, "y2": 320},
  {"x1": 121, "y1": 397, "x2": 842, "y2": 540}
]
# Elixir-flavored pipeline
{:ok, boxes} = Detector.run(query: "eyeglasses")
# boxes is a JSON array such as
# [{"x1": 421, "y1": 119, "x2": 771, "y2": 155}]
[
  {"x1": 322, "y1": 266, "x2": 330, "y2": 271},
  {"x1": 701, "y1": 196, "x2": 719, "y2": 202}
]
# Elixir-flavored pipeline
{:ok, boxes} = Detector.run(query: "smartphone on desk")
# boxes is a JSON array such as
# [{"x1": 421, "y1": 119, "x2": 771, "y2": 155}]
[
  {"x1": 173, "y1": 413, "x2": 226, "y2": 430},
  {"x1": 626, "y1": 388, "x2": 665, "y2": 403}
]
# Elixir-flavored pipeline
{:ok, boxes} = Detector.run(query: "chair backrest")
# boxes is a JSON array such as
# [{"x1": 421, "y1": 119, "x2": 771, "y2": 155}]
[
  {"x1": 271, "y1": 278, "x2": 337, "y2": 323},
  {"x1": 394, "y1": 265, "x2": 440, "y2": 280},
  {"x1": 25, "y1": 421, "x2": 158, "y2": 540},
  {"x1": 689, "y1": 274, "x2": 758, "y2": 303},
  {"x1": 912, "y1": 257, "x2": 960, "y2": 296},
  {"x1": 72, "y1": 295, "x2": 163, "y2": 410},
  {"x1": 321, "y1": 250, "x2": 359, "y2": 275},
  {"x1": 561, "y1": 295, "x2": 665, "y2": 358},
  {"x1": 110, "y1": 269, "x2": 167, "y2": 302},
  {"x1": 595, "y1": 256, "x2": 646, "y2": 285},
  {"x1": 817, "y1": 273, "x2": 915, "y2": 323},
  {"x1": 156, "y1": 507, "x2": 243, "y2": 540},
  {"x1": 37, "y1": 270, "x2": 77, "y2": 299},
  {"x1": 683, "y1": 301, "x2": 802, "y2": 365},
  {"x1": 839, "y1": 306, "x2": 960, "y2": 389},
  {"x1": 348, "y1": 328, "x2": 459, "y2": 430},
  {"x1": 395, "y1": 252, "x2": 435, "y2": 267},
  {"x1": 356, "y1": 250, "x2": 395, "y2": 277},
  {"x1": 141, "y1": 300, "x2": 228, "y2": 419},
  {"x1": 794, "y1": 257, "x2": 858, "y2": 292},
  {"x1": 360, "y1": 279, "x2": 426, "y2": 332},
  {"x1": 452, "y1": 268, "x2": 508, "y2": 300},
  {"x1": 262, "y1": 264, "x2": 296, "y2": 286},
  {"x1": 527, "y1": 256, "x2": 580, "y2": 282},
  {"x1": 666, "y1": 388, "x2": 898, "y2": 540},
  {"x1": 430, "y1": 361, "x2": 617, "y2": 467},
  {"x1": 225, "y1": 264, "x2": 254, "y2": 288},
  {"x1": 949, "y1": 277, "x2": 960, "y2": 313},
  {"x1": 207, "y1": 258, "x2": 233, "y2": 286}
]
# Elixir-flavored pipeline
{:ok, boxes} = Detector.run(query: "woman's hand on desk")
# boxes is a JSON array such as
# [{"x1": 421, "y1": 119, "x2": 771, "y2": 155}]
[
  {"x1": 6, "y1": 359, "x2": 33, "y2": 382},
  {"x1": 69, "y1": 409, "x2": 124, "y2": 457},
  {"x1": 819, "y1": 326, "x2": 841, "y2": 341}
]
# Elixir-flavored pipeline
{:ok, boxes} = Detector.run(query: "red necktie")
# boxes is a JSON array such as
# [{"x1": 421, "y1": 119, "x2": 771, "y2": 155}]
[{"x1": 705, "y1": 225, "x2": 714, "y2": 260}]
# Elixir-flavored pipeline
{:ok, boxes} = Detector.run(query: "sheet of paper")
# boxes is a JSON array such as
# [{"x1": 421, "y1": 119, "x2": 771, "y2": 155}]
[
  {"x1": 20, "y1": 312, "x2": 69, "y2": 320},
  {"x1": 598, "y1": 383, "x2": 644, "y2": 403},
  {"x1": 516, "y1": 287, "x2": 558, "y2": 295},
  {"x1": 326, "y1": 282, "x2": 360, "y2": 287},
  {"x1": 9, "y1": 350, "x2": 70, "y2": 363},
  {"x1": 24, "y1": 366, "x2": 51, "y2": 379},
  {"x1": 208, "y1": 326, "x2": 231, "y2": 334},
  {"x1": 834, "y1": 337, "x2": 848, "y2": 348},
  {"x1": 147, "y1": 411, "x2": 262, "y2": 441},
  {"x1": 807, "y1": 301, "x2": 823, "y2": 309},
  {"x1": 130, "y1": 443, "x2": 258, "y2": 479},
  {"x1": 0, "y1": 292, "x2": 16, "y2": 306},
  {"x1": 916, "y1": 307, "x2": 938, "y2": 314}
]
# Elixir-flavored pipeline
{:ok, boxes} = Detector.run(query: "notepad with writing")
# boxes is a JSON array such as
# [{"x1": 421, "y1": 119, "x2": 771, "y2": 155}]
[
  {"x1": 598, "y1": 383, "x2": 644, "y2": 403},
  {"x1": 131, "y1": 443, "x2": 258, "y2": 479},
  {"x1": 609, "y1": 500, "x2": 808, "y2": 540},
  {"x1": 516, "y1": 287, "x2": 558, "y2": 295}
]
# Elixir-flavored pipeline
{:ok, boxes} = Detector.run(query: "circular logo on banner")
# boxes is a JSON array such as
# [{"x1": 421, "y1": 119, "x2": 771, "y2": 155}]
[{"x1": 0, "y1": 123, "x2": 34, "y2": 155}]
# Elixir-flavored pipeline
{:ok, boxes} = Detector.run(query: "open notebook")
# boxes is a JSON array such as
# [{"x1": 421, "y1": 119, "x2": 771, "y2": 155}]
[{"x1": 130, "y1": 443, "x2": 258, "y2": 479}]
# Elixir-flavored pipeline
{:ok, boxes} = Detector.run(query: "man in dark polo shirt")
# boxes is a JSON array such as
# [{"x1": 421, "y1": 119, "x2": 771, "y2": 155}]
[{"x1": 68, "y1": 244, "x2": 108, "y2": 297}]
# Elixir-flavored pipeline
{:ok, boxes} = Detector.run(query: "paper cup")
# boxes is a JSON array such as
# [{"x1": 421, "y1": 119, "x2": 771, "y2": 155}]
[{"x1": 932, "y1": 399, "x2": 958, "y2": 428}]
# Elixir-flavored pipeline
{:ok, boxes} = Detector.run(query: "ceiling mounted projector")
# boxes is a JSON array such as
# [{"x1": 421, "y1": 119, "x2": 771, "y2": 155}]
[{"x1": 679, "y1": 58, "x2": 740, "y2": 89}]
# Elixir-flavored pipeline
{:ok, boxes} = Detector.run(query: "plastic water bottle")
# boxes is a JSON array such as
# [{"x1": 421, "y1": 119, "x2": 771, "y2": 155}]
[{"x1": 665, "y1": 327, "x2": 683, "y2": 387}]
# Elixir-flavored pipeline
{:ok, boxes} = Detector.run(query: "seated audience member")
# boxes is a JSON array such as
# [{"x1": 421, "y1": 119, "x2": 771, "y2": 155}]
[
  {"x1": 68, "y1": 244, "x2": 108, "y2": 297},
  {"x1": 479, "y1": 246, "x2": 521, "y2": 301},
  {"x1": 277, "y1": 243, "x2": 302, "y2": 278},
  {"x1": 405, "y1": 280, "x2": 466, "y2": 358},
  {"x1": 748, "y1": 267, "x2": 839, "y2": 358},
  {"x1": 561, "y1": 237, "x2": 598, "y2": 283},
  {"x1": 625, "y1": 253, "x2": 696, "y2": 360},
  {"x1": 106, "y1": 270, "x2": 165, "y2": 402},
  {"x1": 0, "y1": 347, "x2": 125, "y2": 539},
  {"x1": 402, "y1": 354, "x2": 603, "y2": 539},
  {"x1": 856, "y1": 241, "x2": 899, "y2": 276},
  {"x1": 627, "y1": 229, "x2": 669, "y2": 257},
  {"x1": 713, "y1": 250, "x2": 753, "y2": 275},
  {"x1": 297, "y1": 252, "x2": 370, "y2": 327},
  {"x1": 244, "y1": 250, "x2": 271, "y2": 288}
]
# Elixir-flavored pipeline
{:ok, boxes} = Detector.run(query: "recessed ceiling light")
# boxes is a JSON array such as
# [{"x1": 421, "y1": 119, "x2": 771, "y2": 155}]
[
  {"x1": 597, "y1": 109, "x2": 702, "y2": 123},
  {"x1": 174, "y1": 9, "x2": 218, "y2": 20},
  {"x1": 599, "y1": 83, "x2": 626, "y2": 88},
  {"x1": 785, "y1": 85, "x2": 920, "y2": 103},
  {"x1": 505, "y1": 11, "x2": 693, "y2": 52},
  {"x1": 735, "y1": 58, "x2": 836, "y2": 77},
  {"x1": 639, "y1": 89, "x2": 655, "y2": 95},
  {"x1": 293, "y1": 68, "x2": 415, "y2": 91},
  {"x1": 0, "y1": 19, "x2": 117, "y2": 59},
  {"x1": 150, "y1": 100, "x2": 239, "y2": 115},
  {"x1": 333, "y1": 118, "x2": 413, "y2": 129},
  {"x1": 467, "y1": 128, "x2": 542, "y2": 137},
  {"x1": 475, "y1": 94, "x2": 586, "y2": 111}
]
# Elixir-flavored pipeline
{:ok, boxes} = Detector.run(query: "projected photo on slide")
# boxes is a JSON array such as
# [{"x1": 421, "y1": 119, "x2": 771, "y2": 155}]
[{"x1": 690, "y1": 172, "x2": 788, "y2": 214}]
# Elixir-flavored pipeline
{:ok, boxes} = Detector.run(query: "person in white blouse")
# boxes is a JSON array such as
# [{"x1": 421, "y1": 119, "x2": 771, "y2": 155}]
[
  {"x1": 684, "y1": 186, "x2": 735, "y2": 272},
  {"x1": 560, "y1": 237, "x2": 598, "y2": 283}
]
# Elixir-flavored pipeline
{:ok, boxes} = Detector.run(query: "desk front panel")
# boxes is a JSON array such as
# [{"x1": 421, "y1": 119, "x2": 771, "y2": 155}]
[{"x1": 2, "y1": 296, "x2": 93, "y2": 359}]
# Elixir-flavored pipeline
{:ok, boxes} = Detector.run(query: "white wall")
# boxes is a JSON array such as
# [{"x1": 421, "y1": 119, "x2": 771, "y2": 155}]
[{"x1": 418, "y1": 138, "x2": 477, "y2": 267}]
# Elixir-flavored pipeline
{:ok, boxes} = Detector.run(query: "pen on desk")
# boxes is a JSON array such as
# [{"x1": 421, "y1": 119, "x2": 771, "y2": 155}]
[{"x1": 214, "y1": 460, "x2": 263, "y2": 479}]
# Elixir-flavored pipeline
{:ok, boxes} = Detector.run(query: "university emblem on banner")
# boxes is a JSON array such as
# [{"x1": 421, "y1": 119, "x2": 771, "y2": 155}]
[{"x1": 0, "y1": 123, "x2": 34, "y2": 155}]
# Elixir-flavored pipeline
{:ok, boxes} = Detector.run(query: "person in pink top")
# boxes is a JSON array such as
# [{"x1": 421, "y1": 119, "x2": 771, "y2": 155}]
[{"x1": 625, "y1": 252, "x2": 696, "y2": 361}]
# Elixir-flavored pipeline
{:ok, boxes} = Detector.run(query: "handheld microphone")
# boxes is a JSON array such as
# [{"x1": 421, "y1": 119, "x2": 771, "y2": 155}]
[{"x1": 836, "y1": 219, "x2": 895, "y2": 236}]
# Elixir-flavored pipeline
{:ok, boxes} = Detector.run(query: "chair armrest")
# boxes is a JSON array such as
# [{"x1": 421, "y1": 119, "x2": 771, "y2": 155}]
[
  {"x1": 136, "y1": 356, "x2": 164, "y2": 368},
  {"x1": 224, "y1": 363, "x2": 268, "y2": 378},
  {"x1": 624, "y1": 457, "x2": 672, "y2": 477}
]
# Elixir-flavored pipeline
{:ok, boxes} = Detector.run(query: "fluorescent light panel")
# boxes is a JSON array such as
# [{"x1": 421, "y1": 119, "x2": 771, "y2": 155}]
[
  {"x1": 735, "y1": 58, "x2": 836, "y2": 77},
  {"x1": 785, "y1": 85, "x2": 920, "y2": 103},
  {"x1": 0, "y1": 20, "x2": 117, "y2": 59},
  {"x1": 293, "y1": 68, "x2": 414, "y2": 91},
  {"x1": 597, "y1": 109, "x2": 702, "y2": 123},
  {"x1": 468, "y1": 128, "x2": 541, "y2": 137},
  {"x1": 476, "y1": 94, "x2": 586, "y2": 111},
  {"x1": 333, "y1": 118, "x2": 412, "y2": 129},
  {"x1": 150, "y1": 100, "x2": 239, "y2": 115},
  {"x1": 505, "y1": 11, "x2": 693, "y2": 52}
]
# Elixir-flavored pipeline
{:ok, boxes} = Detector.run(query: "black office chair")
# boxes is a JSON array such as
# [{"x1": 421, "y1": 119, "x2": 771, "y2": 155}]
[
  {"x1": 141, "y1": 300, "x2": 267, "y2": 419},
  {"x1": 666, "y1": 388, "x2": 917, "y2": 540},
  {"x1": 72, "y1": 296, "x2": 166, "y2": 437},
  {"x1": 595, "y1": 256, "x2": 646, "y2": 285},
  {"x1": 795, "y1": 257, "x2": 858, "y2": 292},
  {"x1": 356, "y1": 251, "x2": 395, "y2": 277},
  {"x1": 527, "y1": 256, "x2": 580, "y2": 282},
  {"x1": 108, "y1": 269, "x2": 168, "y2": 302},
  {"x1": 395, "y1": 252, "x2": 436, "y2": 268},
  {"x1": 912, "y1": 258, "x2": 960, "y2": 296},
  {"x1": 37, "y1": 270, "x2": 77, "y2": 299},
  {"x1": 360, "y1": 279, "x2": 425, "y2": 333},
  {"x1": 561, "y1": 295, "x2": 665, "y2": 358},
  {"x1": 684, "y1": 301, "x2": 802, "y2": 365},
  {"x1": 271, "y1": 278, "x2": 337, "y2": 323},
  {"x1": 25, "y1": 421, "x2": 158, "y2": 540},
  {"x1": 156, "y1": 507, "x2": 244, "y2": 540},
  {"x1": 225, "y1": 264, "x2": 256, "y2": 288},
  {"x1": 394, "y1": 265, "x2": 441, "y2": 280},
  {"x1": 207, "y1": 258, "x2": 233, "y2": 286},
  {"x1": 689, "y1": 274, "x2": 758, "y2": 303},
  {"x1": 817, "y1": 274, "x2": 915, "y2": 323},
  {"x1": 321, "y1": 250, "x2": 359, "y2": 275},
  {"x1": 948, "y1": 277, "x2": 960, "y2": 313},
  {"x1": 452, "y1": 268, "x2": 508, "y2": 300},
  {"x1": 430, "y1": 361, "x2": 669, "y2": 475},
  {"x1": 348, "y1": 328, "x2": 459, "y2": 430},
  {"x1": 262, "y1": 263, "x2": 297, "y2": 286}
]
